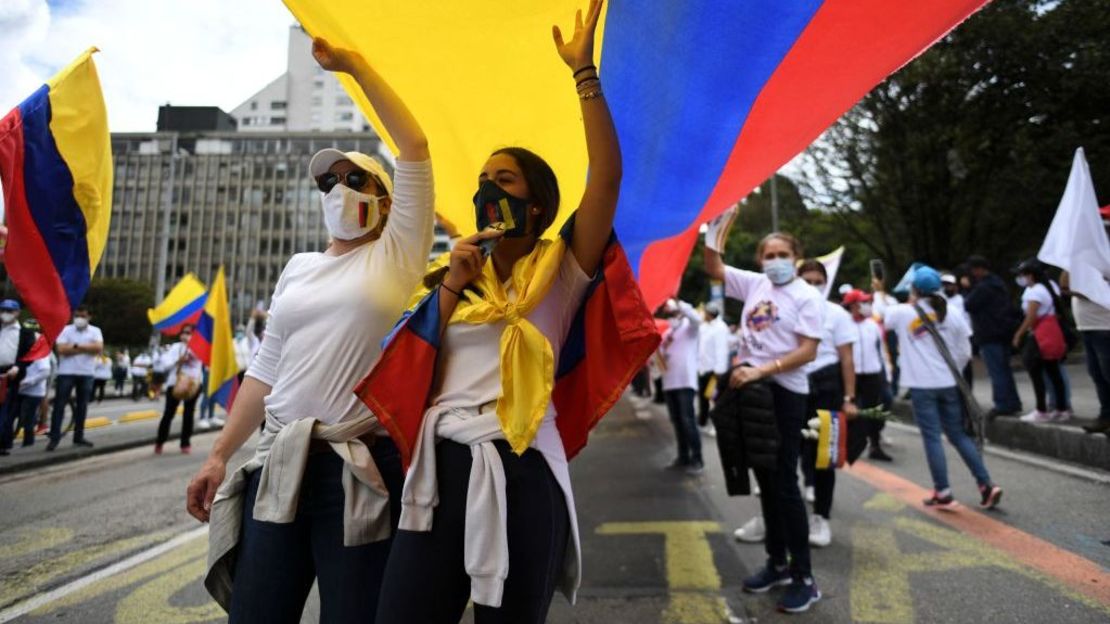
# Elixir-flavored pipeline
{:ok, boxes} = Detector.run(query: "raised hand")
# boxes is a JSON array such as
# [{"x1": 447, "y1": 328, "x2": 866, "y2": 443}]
[
  {"x1": 312, "y1": 37, "x2": 361, "y2": 74},
  {"x1": 552, "y1": 0, "x2": 603, "y2": 71}
]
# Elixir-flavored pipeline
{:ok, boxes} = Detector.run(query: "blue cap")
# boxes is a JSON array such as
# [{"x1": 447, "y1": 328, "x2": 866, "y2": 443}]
[
  {"x1": 0, "y1": 299, "x2": 20, "y2": 312},
  {"x1": 912, "y1": 266, "x2": 943, "y2": 295}
]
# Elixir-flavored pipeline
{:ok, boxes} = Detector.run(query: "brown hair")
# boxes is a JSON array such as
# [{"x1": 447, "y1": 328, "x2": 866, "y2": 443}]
[
  {"x1": 754, "y1": 232, "x2": 804, "y2": 263},
  {"x1": 797, "y1": 259, "x2": 827, "y2": 281},
  {"x1": 491, "y1": 147, "x2": 560, "y2": 237}
]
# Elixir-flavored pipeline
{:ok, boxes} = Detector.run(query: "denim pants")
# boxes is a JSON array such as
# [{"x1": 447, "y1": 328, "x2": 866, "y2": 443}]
[
  {"x1": 910, "y1": 387, "x2": 992, "y2": 492},
  {"x1": 665, "y1": 388, "x2": 702, "y2": 465},
  {"x1": 978, "y1": 342, "x2": 1023, "y2": 413},
  {"x1": 375, "y1": 440, "x2": 570, "y2": 624},
  {"x1": 50, "y1": 375, "x2": 93, "y2": 443},
  {"x1": 753, "y1": 383, "x2": 811, "y2": 578},
  {"x1": 1082, "y1": 330, "x2": 1110, "y2": 421},
  {"x1": 228, "y1": 440, "x2": 403, "y2": 624}
]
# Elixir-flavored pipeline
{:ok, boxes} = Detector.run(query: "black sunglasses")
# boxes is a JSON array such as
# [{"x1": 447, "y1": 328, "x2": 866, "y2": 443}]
[{"x1": 316, "y1": 170, "x2": 370, "y2": 194}]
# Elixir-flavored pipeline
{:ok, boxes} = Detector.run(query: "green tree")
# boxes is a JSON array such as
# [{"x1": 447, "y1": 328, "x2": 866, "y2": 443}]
[{"x1": 82, "y1": 278, "x2": 154, "y2": 349}]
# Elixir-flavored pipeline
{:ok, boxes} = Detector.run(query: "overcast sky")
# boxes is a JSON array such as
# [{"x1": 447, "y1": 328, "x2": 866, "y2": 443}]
[{"x1": 1, "y1": 0, "x2": 294, "y2": 132}]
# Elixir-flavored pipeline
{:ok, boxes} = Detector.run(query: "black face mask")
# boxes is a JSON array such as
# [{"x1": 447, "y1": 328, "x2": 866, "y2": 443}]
[{"x1": 473, "y1": 180, "x2": 531, "y2": 238}]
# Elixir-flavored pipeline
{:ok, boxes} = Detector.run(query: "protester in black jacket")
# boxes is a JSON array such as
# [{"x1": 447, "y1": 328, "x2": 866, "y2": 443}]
[{"x1": 963, "y1": 256, "x2": 1023, "y2": 416}]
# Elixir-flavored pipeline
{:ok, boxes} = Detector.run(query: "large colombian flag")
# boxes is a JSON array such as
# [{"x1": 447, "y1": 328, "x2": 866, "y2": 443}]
[
  {"x1": 282, "y1": 0, "x2": 991, "y2": 310},
  {"x1": 189, "y1": 267, "x2": 239, "y2": 410},
  {"x1": 0, "y1": 48, "x2": 112, "y2": 343},
  {"x1": 147, "y1": 273, "x2": 208, "y2": 335}
]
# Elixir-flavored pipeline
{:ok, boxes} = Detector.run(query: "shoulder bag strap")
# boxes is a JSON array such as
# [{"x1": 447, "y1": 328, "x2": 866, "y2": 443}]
[{"x1": 912, "y1": 304, "x2": 986, "y2": 449}]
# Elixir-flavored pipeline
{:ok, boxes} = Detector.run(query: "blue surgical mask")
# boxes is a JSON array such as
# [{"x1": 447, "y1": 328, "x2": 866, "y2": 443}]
[{"x1": 763, "y1": 259, "x2": 797, "y2": 285}]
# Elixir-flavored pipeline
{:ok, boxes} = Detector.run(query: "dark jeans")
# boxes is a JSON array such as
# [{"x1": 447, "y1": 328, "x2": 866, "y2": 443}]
[
  {"x1": 1022, "y1": 340, "x2": 1069, "y2": 413},
  {"x1": 801, "y1": 365, "x2": 842, "y2": 519},
  {"x1": 697, "y1": 373, "x2": 726, "y2": 426},
  {"x1": 156, "y1": 388, "x2": 199, "y2": 448},
  {"x1": 229, "y1": 442, "x2": 403, "y2": 624},
  {"x1": 665, "y1": 388, "x2": 702, "y2": 465},
  {"x1": 978, "y1": 341, "x2": 1023, "y2": 413},
  {"x1": 17, "y1": 396, "x2": 42, "y2": 446},
  {"x1": 754, "y1": 383, "x2": 811, "y2": 578},
  {"x1": 0, "y1": 396, "x2": 16, "y2": 450},
  {"x1": 92, "y1": 379, "x2": 107, "y2": 403},
  {"x1": 376, "y1": 440, "x2": 570, "y2": 624},
  {"x1": 857, "y1": 373, "x2": 886, "y2": 447},
  {"x1": 131, "y1": 375, "x2": 148, "y2": 400},
  {"x1": 1082, "y1": 330, "x2": 1110, "y2": 421},
  {"x1": 50, "y1": 375, "x2": 93, "y2": 443}
]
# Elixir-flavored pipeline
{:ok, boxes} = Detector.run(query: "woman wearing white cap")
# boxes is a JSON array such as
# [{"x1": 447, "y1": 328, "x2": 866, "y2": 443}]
[
  {"x1": 876, "y1": 266, "x2": 1002, "y2": 511},
  {"x1": 186, "y1": 37, "x2": 435, "y2": 622}
]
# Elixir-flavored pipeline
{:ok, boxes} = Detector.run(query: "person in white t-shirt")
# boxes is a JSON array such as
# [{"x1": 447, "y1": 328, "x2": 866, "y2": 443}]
[
  {"x1": 696, "y1": 301, "x2": 731, "y2": 433},
  {"x1": 705, "y1": 230, "x2": 823, "y2": 613},
  {"x1": 16, "y1": 351, "x2": 51, "y2": 448},
  {"x1": 797, "y1": 260, "x2": 857, "y2": 549},
  {"x1": 879, "y1": 266, "x2": 1002, "y2": 511},
  {"x1": 129, "y1": 352, "x2": 152, "y2": 401},
  {"x1": 1062, "y1": 270, "x2": 1110, "y2": 434},
  {"x1": 661, "y1": 298, "x2": 705, "y2": 473},
  {"x1": 47, "y1": 305, "x2": 103, "y2": 451},
  {"x1": 154, "y1": 326, "x2": 204, "y2": 454},
  {"x1": 1013, "y1": 259, "x2": 1071, "y2": 422},
  {"x1": 841, "y1": 289, "x2": 888, "y2": 461},
  {"x1": 186, "y1": 37, "x2": 435, "y2": 620}
]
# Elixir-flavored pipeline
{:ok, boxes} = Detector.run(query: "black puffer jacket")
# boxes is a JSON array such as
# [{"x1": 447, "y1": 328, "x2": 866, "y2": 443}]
[{"x1": 709, "y1": 378, "x2": 779, "y2": 496}]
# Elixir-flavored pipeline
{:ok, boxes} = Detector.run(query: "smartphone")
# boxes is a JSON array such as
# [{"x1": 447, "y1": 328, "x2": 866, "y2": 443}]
[{"x1": 870, "y1": 259, "x2": 885, "y2": 283}]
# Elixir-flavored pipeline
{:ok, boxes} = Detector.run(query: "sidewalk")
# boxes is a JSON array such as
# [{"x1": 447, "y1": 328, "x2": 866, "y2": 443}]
[
  {"x1": 0, "y1": 398, "x2": 225, "y2": 475},
  {"x1": 892, "y1": 358, "x2": 1110, "y2": 470}
]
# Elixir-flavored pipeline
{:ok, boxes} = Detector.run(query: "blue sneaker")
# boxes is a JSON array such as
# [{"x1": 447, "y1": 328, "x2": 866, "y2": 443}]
[
  {"x1": 741, "y1": 562, "x2": 791, "y2": 593},
  {"x1": 778, "y1": 576, "x2": 821, "y2": 613}
]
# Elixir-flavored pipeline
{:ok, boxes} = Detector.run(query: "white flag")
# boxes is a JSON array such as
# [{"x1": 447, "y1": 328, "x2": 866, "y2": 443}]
[
  {"x1": 1038, "y1": 148, "x2": 1110, "y2": 309},
  {"x1": 816, "y1": 246, "x2": 845, "y2": 299}
]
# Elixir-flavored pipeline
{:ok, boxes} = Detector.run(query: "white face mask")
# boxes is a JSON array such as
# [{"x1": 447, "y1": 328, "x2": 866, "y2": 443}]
[
  {"x1": 0, "y1": 312, "x2": 15, "y2": 324},
  {"x1": 1015, "y1": 276, "x2": 1029, "y2": 288},
  {"x1": 74, "y1": 317, "x2": 89, "y2": 329},
  {"x1": 321, "y1": 184, "x2": 385, "y2": 241},
  {"x1": 858, "y1": 303, "x2": 873, "y2": 318}
]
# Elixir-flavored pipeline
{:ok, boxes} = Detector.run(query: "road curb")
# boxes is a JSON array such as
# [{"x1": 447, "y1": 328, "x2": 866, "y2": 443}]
[{"x1": 0, "y1": 427, "x2": 223, "y2": 477}]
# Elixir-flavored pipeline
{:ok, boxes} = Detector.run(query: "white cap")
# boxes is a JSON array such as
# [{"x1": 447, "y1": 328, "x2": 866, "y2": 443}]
[
  {"x1": 941, "y1": 274, "x2": 958, "y2": 285},
  {"x1": 308, "y1": 148, "x2": 393, "y2": 197}
]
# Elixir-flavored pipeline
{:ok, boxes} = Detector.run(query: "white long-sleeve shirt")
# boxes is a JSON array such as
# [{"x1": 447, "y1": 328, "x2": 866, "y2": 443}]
[
  {"x1": 247, "y1": 159, "x2": 435, "y2": 425},
  {"x1": 160, "y1": 342, "x2": 203, "y2": 389},
  {"x1": 697, "y1": 317, "x2": 731, "y2": 376},
  {"x1": 661, "y1": 301, "x2": 702, "y2": 391},
  {"x1": 18, "y1": 356, "x2": 51, "y2": 398}
]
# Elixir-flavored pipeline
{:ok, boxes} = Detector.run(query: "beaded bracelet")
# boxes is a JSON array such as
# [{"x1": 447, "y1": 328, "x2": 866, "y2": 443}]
[{"x1": 573, "y1": 64, "x2": 597, "y2": 78}]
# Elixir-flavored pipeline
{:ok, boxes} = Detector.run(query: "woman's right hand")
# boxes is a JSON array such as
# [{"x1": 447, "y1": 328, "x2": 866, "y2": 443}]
[
  {"x1": 443, "y1": 228, "x2": 504, "y2": 293},
  {"x1": 312, "y1": 37, "x2": 362, "y2": 74},
  {"x1": 186, "y1": 456, "x2": 227, "y2": 523}
]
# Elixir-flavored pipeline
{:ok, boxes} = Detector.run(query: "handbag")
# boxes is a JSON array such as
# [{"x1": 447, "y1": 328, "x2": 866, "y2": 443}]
[
  {"x1": 912, "y1": 305, "x2": 986, "y2": 449},
  {"x1": 171, "y1": 364, "x2": 201, "y2": 400},
  {"x1": 1032, "y1": 314, "x2": 1067, "y2": 361}
]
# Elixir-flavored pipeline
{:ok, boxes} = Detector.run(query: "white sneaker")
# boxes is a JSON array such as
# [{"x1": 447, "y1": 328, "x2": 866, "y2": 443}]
[
  {"x1": 733, "y1": 516, "x2": 765, "y2": 543},
  {"x1": 210, "y1": 416, "x2": 226, "y2": 427},
  {"x1": 1053, "y1": 409, "x2": 1073, "y2": 422},
  {"x1": 809, "y1": 515, "x2": 832, "y2": 547},
  {"x1": 700, "y1": 423, "x2": 717, "y2": 438},
  {"x1": 804, "y1": 485, "x2": 816, "y2": 504},
  {"x1": 197, "y1": 419, "x2": 212, "y2": 431},
  {"x1": 1020, "y1": 410, "x2": 1053, "y2": 423}
]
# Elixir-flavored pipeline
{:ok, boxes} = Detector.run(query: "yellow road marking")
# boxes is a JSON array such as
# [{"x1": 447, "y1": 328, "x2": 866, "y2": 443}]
[
  {"x1": 862, "y1": 492, "x2": 906, "y2": 513},
  {"x1": 597, "y1": 521, "x2": 728, "y2": 623},
  {"x1": 84, "y1": 416, "x2": 112, "y2": 429},
  {"x1": 119, "y1": 410, "x2": 159, "y2": 423},
  {"x1": 0, "y1": 528, "x2": 72, "y2": 561},
  {"x1": 114, "y1": 549, "x2": 223, "y2": 624},
  {"x1": 0, "y1": 530, "x2": 169, "y2": 608}
]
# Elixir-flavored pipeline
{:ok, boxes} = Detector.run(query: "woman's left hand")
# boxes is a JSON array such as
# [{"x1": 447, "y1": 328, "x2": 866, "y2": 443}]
[
  {"x1": 729, "y1": 366, "x2": 764, "y2": 388},
  {"x1": 842, "y1": 401, "x2": 859, "y2": 420},
  {"x1": 552, "y1": 0, "x2": 603, "y2": 71}
]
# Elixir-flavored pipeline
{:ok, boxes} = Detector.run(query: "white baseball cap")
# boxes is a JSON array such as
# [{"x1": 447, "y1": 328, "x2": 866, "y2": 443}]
[{"x1": 308, "y1": 148, "x2": 393, "y2": 197}]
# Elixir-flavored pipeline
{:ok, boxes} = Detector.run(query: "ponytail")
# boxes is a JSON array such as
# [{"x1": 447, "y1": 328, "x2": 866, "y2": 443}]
[{"x1": 926, "y1": 293, "x2": 948, "y2": 323}]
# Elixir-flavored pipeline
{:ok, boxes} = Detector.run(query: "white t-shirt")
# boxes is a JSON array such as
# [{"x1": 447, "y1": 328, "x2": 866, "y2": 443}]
[
  {"x1": 1073, "y1": 297, "x2": 1110, "y2": 331},
  {"x1": 130, "y1": 354, "x2": 151, "y2": 377},
  {"x1": 882, "y1": 301, "x2": 971, "y2": 389},
  {"x1": 1021, "y1": 283, "x2": 1056, "y2": 318},
  {"x1": 723, "y1": 267, "x2": 824, "y2": 394},
  {"x1": 659, "y1": 302, "x2": 702, "y2": 391},
  {"x1": 18, "y1": 355, "x2": 51, "y2": 398},
  {"x1": 807, "y1": 301, "x2": 857, "y2": 373},
  {"x1": 0, "y1": 322, "x2": 19, "y2": 368},
  {"x1": 93, "y1": 356, "x2": 113, "y2": 380},
  {"x1": 431, "y1": 251, "x2": 593, "y2": 408},
  {"x1": 55, "y1": 324, "x2": 104, "y2": 376},
  {"x1": 247, "y1": 159, "x2": 435, "y2": 425},
  {"x1": 852, "y1": 317, "x2": 886, "y2": 375},
  {"x1": 697, "y1": 317, "x2": 731, "y2": 376},
  {"x1": 160, "y1": 342, "x2": 203, "y2": 388}
]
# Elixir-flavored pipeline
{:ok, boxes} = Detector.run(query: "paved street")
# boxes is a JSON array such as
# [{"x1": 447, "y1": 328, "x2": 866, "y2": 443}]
[{"x1": 0, "y1": 394, "x2": 1107, "y2": 624}]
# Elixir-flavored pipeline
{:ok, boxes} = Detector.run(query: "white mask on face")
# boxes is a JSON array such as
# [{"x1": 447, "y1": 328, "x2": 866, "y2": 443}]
[
  {"x1": 321, "y1": 184, "x2": 385, "y2": 241},
  {"x1": 1015, "y1": 276, "x2": 1029, "y2": 288},
  {"x1": 859, "y1": 303, "x2": 873, "y2": 318},
  {"x1": 0, "y1": 312, "x2": 15, "y2": 324},
  {"x1": 74, "y1": 317, "x2": 89, "y2": 329}
]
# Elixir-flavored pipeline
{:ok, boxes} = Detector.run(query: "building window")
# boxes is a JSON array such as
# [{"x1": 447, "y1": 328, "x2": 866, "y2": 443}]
[
  {"x1": 250, "y1": 101, "x2": 258, "y2": 110},
  {"x1": 241, "y1": 117, "x2": 251, "y2": 126},
  {"x1": 314, "y1": 80, "x2": 324, "y2": 89},
  {"x1": 271, "y1": 101, "x2": 287, "y2": 110},
  {"x1": 271, "y1": 117, "x2": 286, "y2": 125},
  {"x1": 311, "y1": 96, "x2": 322, "y2": 106},
  {"x1": 337, "y1": 112, "x2": 354, "y2": 121},
  {"x1": 336, "y1": 96, "x2": 350, "y2": 106}
]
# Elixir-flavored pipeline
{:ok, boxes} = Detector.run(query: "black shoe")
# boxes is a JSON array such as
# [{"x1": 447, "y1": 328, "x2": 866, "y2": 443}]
[
  {"x1": 923, "y1": 491, "x2": 957, "y2": 509},
  {"x1": 979, "y1": 484, "x2": 1003, "y2": 509},
  {"x1": 868, "y1": 447, "x2": 894, "y2": 462},
  {"x1": 665, "y1": 458, "x2": 689, "y2": 471},
  {"x1": 45, "y1": 440, "x2": 58, "y2": 451},
  {"x1": 0, "y1": 449, "x2": 9, "y2": 456},
  {"x1": 685, "y1": 462, "x2": 705, "y2": 476},
  {"x1": 988, "y1": 407, "x2": 1021, "y2": 419},
  {"x1": 21, "y1": 441, "x2": 33, "y2": 448},
  {"x1": 74, "y1": 440, "x2": 94, "y2": 448},
  {"x1": 1082, "y1": 420, "x2": 1110, "y2": 435}
]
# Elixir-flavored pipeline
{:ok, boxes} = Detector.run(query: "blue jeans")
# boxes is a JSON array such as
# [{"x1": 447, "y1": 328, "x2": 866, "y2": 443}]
[
  {"x1": 978, "y1": 342, "x2": 1022, "y2": 413},
  {"x1": 1082, "y1": 330, "x2": 1110, "y2": 421},
  {"x1": 664, "y1": 388, "x2": 702, "y2": 464},
  {"x1": 50, "y1": 375, "x2": 94, "y2": 443},
  {"x1": 910, "y1": 387, "x2": 992, "y2": 492},
  {"x1": 229, "y1": 441, "x2": 403, "y2": 624}
]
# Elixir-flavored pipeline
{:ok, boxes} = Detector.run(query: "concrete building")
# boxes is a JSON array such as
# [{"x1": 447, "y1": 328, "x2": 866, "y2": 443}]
[
  {"x1": 103, "y1": 124, "x2": 391, "y2": 324},
  {"x1": 230, "y1": 26, "x2": 371, "y2": 133}
]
